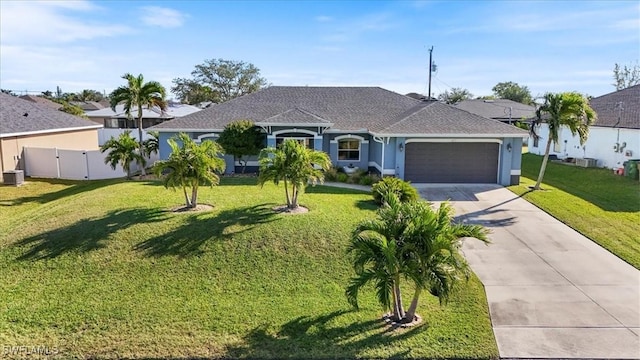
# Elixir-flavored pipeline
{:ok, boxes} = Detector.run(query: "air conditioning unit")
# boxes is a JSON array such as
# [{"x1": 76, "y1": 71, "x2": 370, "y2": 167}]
[
  {"x1": 3, "y1": 170, "x2": 24, "y2": 186},
  {"x1": 576, "y1": 158, "x2": 597, "y2": 168}
]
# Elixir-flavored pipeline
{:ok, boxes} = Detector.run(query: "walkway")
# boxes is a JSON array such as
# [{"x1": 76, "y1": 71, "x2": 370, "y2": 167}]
[{"x1": 416, "y1": 184, "x2": 639, "y2": 359}]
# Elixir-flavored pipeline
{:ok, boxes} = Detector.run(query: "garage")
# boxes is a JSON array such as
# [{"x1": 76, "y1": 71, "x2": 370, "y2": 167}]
[{"x1": 404, "y1": 142, "x2": 499, "y2": 183}]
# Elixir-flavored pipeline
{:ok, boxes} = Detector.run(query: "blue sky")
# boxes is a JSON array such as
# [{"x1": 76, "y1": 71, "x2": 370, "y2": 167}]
[{"x1": 1, "y1": 0, "x2": 638, "y2": 99}]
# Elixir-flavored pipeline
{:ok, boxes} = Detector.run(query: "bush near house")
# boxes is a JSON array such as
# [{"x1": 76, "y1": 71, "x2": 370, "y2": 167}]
[{"x1": 372, "y1": 177, "x2": 420, "y2": 205}]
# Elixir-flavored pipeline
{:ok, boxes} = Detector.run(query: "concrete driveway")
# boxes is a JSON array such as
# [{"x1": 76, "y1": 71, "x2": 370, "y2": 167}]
[{"x1": 416, "y1": 184, "x2": 640, "y2": 359}]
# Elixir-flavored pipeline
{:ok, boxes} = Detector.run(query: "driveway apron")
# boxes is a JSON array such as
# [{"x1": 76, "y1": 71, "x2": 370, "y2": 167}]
[{"x1": 416, "y1": 184, "x2": 640, "y2": 359}]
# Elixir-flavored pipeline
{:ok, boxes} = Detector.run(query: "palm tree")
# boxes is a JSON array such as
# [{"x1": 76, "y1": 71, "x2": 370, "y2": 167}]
[
  {"x1": 258, "y1": 139, "x2": 331, "y2": 209},
  {"x1": 100, "y1": 131, "x2": 145, "y2": 180},
  {"x1": 531, "y1": 92, "x2": 596, "y2": 190},
  {"x1": 346, "y1": 195, "x2": 418, "y2": 322},
  {"x1": 142, "y1": 130, "x2": 160, "y2": 158},
  {"x1": 153, "y1": 133, "x2": 226, "y2": 208},
  {"x1": 110, "y1": 73, "x2": 167, "y2": 175},
  {"x1": 402, "y1": 201, "x2": 489, "y2": 323}
]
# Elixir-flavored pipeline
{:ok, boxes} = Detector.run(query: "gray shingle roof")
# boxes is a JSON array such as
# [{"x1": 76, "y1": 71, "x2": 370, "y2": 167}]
[
  {"x1": 376, "y1": 101, "x2": 528, "y2": 136},
  {"x1": 589, "y1": 85, "x2": 639, "y2": 129},
  {"x1": 18, "y1": 95, "x2": 63, "y2": 110},
  {"x1": 455, "y1": 99, "x2": 536, "y2": 121},
  {"x1": 0, "y1": 93, "x2": 101, "y2": 136},
  {"x1": 152, "y1": 86, "x2": 528, "y2": 137},
  {"x1": 257, "y1": 108, "x2": 333, "y2": 126}
]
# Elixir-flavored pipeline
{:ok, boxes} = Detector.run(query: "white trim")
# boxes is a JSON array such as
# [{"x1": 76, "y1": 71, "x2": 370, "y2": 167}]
[
  {"x1": 1, "y1": 125, "x2": 103, "y2": 138},
  {"x1": 371, "y1": 132, "x2": 527, "y2": 139},
  {"x1": 272, "y1": 128, "x2": 318, "y2": 137},
  {"x1": 330, "y1": 134, "x2": 369, "y2": 144},
  {"x1": 335, "y1": 137, "x2": 363, "y2": 162},
  {"x1": 255, "y1": 122, "x2": 332, "y2": 127},
  {"x1": 510, "y1": 169, "x2": 521, "y2": 175},
  {"x1": 154, "y1": 128, "x2": 224, "y2": 133},
  {"x1": 405, "y1": 138, "x2": 503, "y2": 144},
  {"x1": 196, "y1": 133, "x2": 219, "y2": 142},
  {"x1": 368, "y1": 161, "x2": 395, "y2": 175}
]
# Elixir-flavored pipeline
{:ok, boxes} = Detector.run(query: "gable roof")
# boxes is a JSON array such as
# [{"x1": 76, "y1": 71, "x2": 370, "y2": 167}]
[
  {"x1": 152, "y1": 86, "x2": 528, "y2": 137},
  {"x1": 455, "y1": 99, "x2": 536, "y2": 121},
  {"x1": 18, "y1": 95, "x2": 63, "y2": 110},
  {"x1": 589, "y1": 85, "x2": 639, "y2": 129},
  {"x1": 0, "y1": 93, "x2": 101, "y2": 137}
]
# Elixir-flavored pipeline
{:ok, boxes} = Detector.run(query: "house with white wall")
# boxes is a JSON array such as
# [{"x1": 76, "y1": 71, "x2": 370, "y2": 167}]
[{"x1": 528, "y1": 85, "x2": 639, "y2": 169}]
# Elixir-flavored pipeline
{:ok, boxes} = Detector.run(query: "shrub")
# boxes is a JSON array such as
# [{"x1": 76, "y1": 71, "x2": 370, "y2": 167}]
[
  {"x1": 358, "y1": 174, "x2": 381, "y2": 186},
  {"x1": 337, "y1": 173, "x2": 349, "y2": 183},
  {"x1": 349, "y1": 169, "x2": 368, "y2": 184},
  {"x1": 371, "y1": 177, "x2": 419, "y2": 205},
  {"x1": 324, "y1": 167, "x2": 339, "y2": 182}
]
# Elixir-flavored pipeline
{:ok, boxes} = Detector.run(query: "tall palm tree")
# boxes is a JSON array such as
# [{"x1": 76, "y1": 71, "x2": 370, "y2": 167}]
[
  {"x1": 110, "y1": 73, "x2": 167, "y2": 175},
  {"x1": 531, "y1": 92, "x2": 596, "y2": 190},
  {"x1": 258, "y1": 139, "x2": 331, "y2": 209},
  {"x1": 100, "y1": 131, "x2": 145, "y2": 180},
  {"x1": 402, "y1": 201, "x2": 489, "y2": 323},
  {"x1": 154, "y1": 133, "x2": 226, "y2": 208}
]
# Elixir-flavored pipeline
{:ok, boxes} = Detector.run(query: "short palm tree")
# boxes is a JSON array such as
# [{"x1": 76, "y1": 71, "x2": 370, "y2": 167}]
[
  {"x1": 110, "y1": 73, "x2": 167, "y2": 175},
  {"x1": 142, "y1": 130, "x2": 160, "y2": 158},
  {"x1": 258, "y1": 139, "x2": 331, "y2": 209},
  {"x1": 346, "y1": 195, "x2": 489, "y2": 325},
  {"x1": 402, "y1": 201, "x2": 489, "y2": 323},
  {"x1": 100, "y1": 131, "x2": 145, "y2": 180},
  {"x1": 153, "y1": 133, "x2": 226, "y2": 208},
  {"x1": 531, "y1": 92, "x2": 596, "y2": 190}
]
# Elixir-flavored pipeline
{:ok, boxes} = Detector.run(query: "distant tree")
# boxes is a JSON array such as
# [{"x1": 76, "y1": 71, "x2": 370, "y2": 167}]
[
  {"x1": 492, "y1": 82, "x2": 533, "y2": 104},
  {"x1": 153, "y1": 133, "x2": 226, "y2": 208},
  {"x1": 172, "y1": 58, "x2": 267, "y2": 104},
  {"x1": 110, "y1": 73, "x2": 167, "y2": 176},
  {"x1": 100, "y1": 131, "x2": 145, "y2": 180},
  {"x1": 531, "y1": 92, "x2": 596, "y2": 190},
  {"x1": 74, "y1": 89, "x2": 104, "y2": 102},
  {"x1": 40, "y1": 90, "x2": 53, "y2": 98},
  {"x1": 217, "y1": 120, "x2": 264, "y2": 173},
  {"x1": 59, "y1": 102, "x2": 87, "y2": 117},
  {"x1": 258, "y1": 139, "x2": 331, "y2": 210},
  {"x1": 613, "y1": 62, "x2": 640, "y2": 90},
  {"x1": 171, "y1": 78, "x2": 216, "y2": 105},
  {"x1": 476, "y1": 95, "x2": 496, "y2": 100},
  {"x1": 437, "y1": 87, "x2": 473, "y2": 104},
  {"x1": 1, "y1": 89, "x2": 16, "y2": 96}
]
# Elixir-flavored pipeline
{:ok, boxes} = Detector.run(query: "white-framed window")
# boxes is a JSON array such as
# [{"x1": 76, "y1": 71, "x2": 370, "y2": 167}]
[
  {"x1": 553, "y1": 140, "x2": 561, "y2": 153},
  {"x1": 338, "y1": 139, "x2": 360, "y2": 161},
  {"x1": 276, "y1": 137, "x2": 313, "y2": 149}
]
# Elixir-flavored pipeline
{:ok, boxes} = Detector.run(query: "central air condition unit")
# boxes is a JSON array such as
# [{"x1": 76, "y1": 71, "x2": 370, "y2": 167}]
[
  {"x1": 3, "y1": 170, "x2": 24, "y2": 186},
  {"x1": 576, "y1": 158, "x2": 597, "y2": 168}
]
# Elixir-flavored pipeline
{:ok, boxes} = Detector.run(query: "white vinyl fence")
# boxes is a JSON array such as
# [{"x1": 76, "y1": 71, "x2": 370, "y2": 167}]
[{"x1": 24, "y1": 147, "x2": 159, "y2": 180}]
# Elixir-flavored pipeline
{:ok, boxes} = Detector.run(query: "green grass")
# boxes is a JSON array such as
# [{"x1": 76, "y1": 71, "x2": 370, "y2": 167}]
[
  {"x1": 510, "y1": 154, "x2": 640, "y2": 268},
  {"x1": 0, "y1": 178, "x2": 497, "y2": 359}
]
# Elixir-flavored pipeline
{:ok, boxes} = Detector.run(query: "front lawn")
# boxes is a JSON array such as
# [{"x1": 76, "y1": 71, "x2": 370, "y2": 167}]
[
  {"x1": 510, "y1": 154, "x2": 640, "y2": 269},
  {"x1": 0, "y1": 178, "x2": 497, "y2": 359}
]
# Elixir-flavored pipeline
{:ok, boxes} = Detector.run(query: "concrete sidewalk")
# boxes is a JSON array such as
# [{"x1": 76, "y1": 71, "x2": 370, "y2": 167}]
[{"x1": 417, "y1": 184, "x2": 640, "y2": 359}]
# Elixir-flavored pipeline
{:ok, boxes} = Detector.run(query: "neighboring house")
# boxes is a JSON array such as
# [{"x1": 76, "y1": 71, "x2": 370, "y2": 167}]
[
  {"x1": 152, "y1": 86, "x2": 528, "y2": 185},
  {"x1": 528, "y1": 85, "x2": 640, "y2": 169},
  {"x1": 72, "y1": 101, "x2": 105, "y2": 112},
  {"x1": 85, "y1": 102, "x2": 202, "y2": 129},
  {"x1": 18, "y1": 95, "x2": 63, "y2": 111},
  {"x1": 455, "y1": 99, "x2": 536, "y2": 124},
  {"x1": 0, "y1": 93, "x2": 102, "y2": 175}
]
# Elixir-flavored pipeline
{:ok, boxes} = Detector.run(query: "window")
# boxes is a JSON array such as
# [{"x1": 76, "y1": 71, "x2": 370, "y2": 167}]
[
  {"x1": 532, "y1": 136, "x2": 539, "y2": 148},
  {"x1": 338, "y1": 139, "x2": 360, "y2": 161},
  {"x1": 276, "y1": 137, "x2": 313, "y2": 149},
  {"x1": 553, "y1": 140, "x2": 561, "y2": 153}
]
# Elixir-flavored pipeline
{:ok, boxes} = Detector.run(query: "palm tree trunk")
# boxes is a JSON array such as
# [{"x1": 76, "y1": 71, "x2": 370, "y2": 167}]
[
  {"x1": 240, "y1": 156, "x2": 247, "y2": 174},
  {"x1": 182, "y1": 186, "x2": 190, "y2": 208},
  {"x1": 137, "y1": 111, "x2": 146, "y2": 176},
  {"x1": 391, "y1": 281, "x2": 402, "y2": 322},
  {"x1": 404, "y1": 287, "x2": 422, "y2": 323},
  {"x1": 534, "y1": 137, "x2": 553, "y2": 190},
  {"x1": 393, "y1": 276, "x2": 405, "y2": 320},
  {"x1": 191, "y1": 182, "x2": 198, "y2": 208},
  {"x1": 291, "y1": 184, "x2": 298, "y2": 209},
  {"x1": 284, "y1": 178, "x2": 291, "y2": 207}
]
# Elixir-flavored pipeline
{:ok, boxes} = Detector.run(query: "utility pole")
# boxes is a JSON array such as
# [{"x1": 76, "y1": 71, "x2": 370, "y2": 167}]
[{"x1": 427, "y1": 46, "x2": 434, "y2": 99}]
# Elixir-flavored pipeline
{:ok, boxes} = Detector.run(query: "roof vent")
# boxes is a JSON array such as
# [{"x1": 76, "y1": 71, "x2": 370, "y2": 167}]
[{"x1": 483, "y1": 100, "x2": 494, "y2": 103}]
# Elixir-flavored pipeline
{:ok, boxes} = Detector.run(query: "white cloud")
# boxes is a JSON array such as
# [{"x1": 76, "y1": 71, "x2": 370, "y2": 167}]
[
  {"x1": 0, "y1": 1, "x2": 131, "y2": 44},
  {"x1": 140, "y1": 6, "x2": 187, "y2": 28},
  {"x1": 315, "y1": 15, "x2": 333, "y2": 23}
]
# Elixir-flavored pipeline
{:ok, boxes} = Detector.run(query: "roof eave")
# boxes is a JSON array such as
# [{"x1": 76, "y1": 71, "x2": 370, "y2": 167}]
[
  {"x1": 254, "y1": 122, "x2": 334, "y2": 127},
  {"x1": 369, "y1": 132, "x2": 529, "y2": 139},
  {"x1": 0, "y1": 124, "x2": 103, "y2": 138}
]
